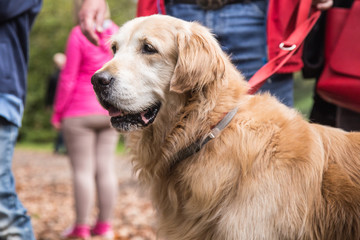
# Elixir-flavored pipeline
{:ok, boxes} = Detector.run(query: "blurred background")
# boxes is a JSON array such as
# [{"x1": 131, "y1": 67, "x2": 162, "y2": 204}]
[
  {"x1": 21, "y1": 0, "x2": 316, "y2": 149},
  {"x1": 21, "y1": 0, "x2": 136, "y2": 148}
]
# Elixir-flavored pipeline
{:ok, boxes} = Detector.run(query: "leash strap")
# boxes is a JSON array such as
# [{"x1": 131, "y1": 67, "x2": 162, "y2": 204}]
[{"x1": 248, "y1": 8, "x2": 321, "y2": 94}]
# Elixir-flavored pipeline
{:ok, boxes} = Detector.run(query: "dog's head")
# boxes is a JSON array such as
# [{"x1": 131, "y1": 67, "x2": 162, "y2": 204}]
[{"x1": 92, "y1": 15, "x2": 227, "y2": 132}]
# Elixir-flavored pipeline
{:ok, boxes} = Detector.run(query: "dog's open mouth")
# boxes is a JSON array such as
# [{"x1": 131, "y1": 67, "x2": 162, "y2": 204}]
[{"x1": 102, "y1": 101, "x2": 161, "y2": 131}]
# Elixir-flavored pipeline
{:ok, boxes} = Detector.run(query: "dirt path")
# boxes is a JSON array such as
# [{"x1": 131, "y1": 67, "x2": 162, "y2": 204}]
[{"x1": 13, "y1": 148, "x2": 157, "y2": 240}]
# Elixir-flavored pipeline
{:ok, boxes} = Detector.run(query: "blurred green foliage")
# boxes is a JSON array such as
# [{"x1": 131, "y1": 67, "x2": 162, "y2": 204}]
[
  {"x1": 21, "y1": 0, "x2": 315, "y2": 144},
  {"x1": 294, "y1": 73, "x2": 316, "y2": 118},
  {"x1": 21, "y1": 0, "x2": 136, "y2": 143}
]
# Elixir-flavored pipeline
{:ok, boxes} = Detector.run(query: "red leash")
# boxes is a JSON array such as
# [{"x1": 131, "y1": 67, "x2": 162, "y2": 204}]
[{"x1": 248, "y1": 3, "x2": 321, "y2": 94}]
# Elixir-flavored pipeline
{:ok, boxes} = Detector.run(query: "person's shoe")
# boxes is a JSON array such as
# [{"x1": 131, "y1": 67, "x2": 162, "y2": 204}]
[
  {"x1": 61, "y1": 224, "x2": 91, "y2": 239},
  {"x1": 91, "y1": 221, "x2": 114, "y2": 239}
]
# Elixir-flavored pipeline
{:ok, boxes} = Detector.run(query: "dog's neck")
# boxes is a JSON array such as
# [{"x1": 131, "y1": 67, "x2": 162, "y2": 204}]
[{"x1": 168, "y1": 106, "x2": 239, "y2": 172}]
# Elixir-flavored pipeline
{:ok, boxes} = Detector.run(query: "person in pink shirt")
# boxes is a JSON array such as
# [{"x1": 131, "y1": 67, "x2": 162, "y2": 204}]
[{"x1": 51, "y1": 2, "x2": 119, "y2": 239}]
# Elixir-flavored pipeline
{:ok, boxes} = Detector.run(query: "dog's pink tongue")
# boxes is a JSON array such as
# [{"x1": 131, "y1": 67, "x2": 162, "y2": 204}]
[{"x1": 108, "y1": 107, "x2": 123, "y2": 117}]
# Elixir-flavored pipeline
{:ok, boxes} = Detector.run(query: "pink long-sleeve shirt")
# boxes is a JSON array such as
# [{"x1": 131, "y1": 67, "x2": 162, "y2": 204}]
[{"x1": 51, "y1": 21, "x2": 118, "y2": 125}]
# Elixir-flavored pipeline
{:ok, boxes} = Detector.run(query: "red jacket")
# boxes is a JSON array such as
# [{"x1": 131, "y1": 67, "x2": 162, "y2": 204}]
[
  {"x1": 137, "y1": 0, "x2": 313, "y2": 73},
  {"x1": 267, "y1": 0, "x2": 314, "y2": 73},
  {"x1": 137, "y1": 0, "x2": 166, "y2": 17}
]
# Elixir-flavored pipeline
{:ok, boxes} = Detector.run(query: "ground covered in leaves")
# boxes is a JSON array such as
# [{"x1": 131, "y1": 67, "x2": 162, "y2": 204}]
[{"x1": 13, "y1": 149, "x2": 157, "y2": 240}]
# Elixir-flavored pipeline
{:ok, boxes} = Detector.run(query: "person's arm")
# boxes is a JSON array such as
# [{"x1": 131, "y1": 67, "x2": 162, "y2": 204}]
[
  {"x1": 78, "y1": 0, "x2": 107, "y2": 46},
  {"x1": 51, "y1": 28, "x2": 82, "y2": 128},
  {"x1": 313, "y1": 0, "x2": 333, "y2": 10}
]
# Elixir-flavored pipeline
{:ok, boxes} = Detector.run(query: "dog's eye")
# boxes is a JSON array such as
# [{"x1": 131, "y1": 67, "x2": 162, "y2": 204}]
[
  {"x1": 111, "y1": 44, "x2": 117, "y2": 54},
  {"x1": 142, "y1": 43, "x2": 158, "y2": 54}
]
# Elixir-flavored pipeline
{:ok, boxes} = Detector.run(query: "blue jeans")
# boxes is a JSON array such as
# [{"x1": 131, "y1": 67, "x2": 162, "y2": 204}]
[
  {"x1": 0, "y1": 118, "x2": 35, "y2": 240},
  {"x1": 166, "y1": 1, "x2": 294, "y2": 107}
]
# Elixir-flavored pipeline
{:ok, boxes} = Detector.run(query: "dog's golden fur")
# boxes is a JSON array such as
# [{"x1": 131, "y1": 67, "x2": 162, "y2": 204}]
[{"x1": 95, "y1": 15, "x2": 360, "y2": 239}]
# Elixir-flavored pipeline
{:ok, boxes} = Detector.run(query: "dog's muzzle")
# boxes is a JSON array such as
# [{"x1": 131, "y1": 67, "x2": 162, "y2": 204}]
[{"x1": 91, "y1": 71, "x2": 162, "y2": 132}]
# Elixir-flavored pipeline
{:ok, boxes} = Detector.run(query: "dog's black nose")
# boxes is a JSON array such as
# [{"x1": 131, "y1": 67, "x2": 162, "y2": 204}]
[{"x1": 91, "y1": 71, "x2": 114, "y2": 87}]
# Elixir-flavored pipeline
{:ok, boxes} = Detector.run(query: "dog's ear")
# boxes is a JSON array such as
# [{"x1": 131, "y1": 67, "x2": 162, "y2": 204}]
[{"x1": 170, "y1": 23, "x2": 226, "y2": 93}]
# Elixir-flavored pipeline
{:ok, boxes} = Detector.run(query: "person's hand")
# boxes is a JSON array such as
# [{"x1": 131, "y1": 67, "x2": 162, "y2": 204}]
[
  {"x1": 313, "y1": 0, "x2": 333, "y2": 10},
  {"x1": 78, "y1": 0, "x2": 107, "y2": 45}
]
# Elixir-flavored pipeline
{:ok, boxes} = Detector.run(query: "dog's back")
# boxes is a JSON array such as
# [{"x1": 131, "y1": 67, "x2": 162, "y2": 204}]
[
  {"x1": 215, "y1": 98, "x2": 360, "y2": 240},
  {"x1": 310, "y1": 125, "x2": 360, "y2": 239}
]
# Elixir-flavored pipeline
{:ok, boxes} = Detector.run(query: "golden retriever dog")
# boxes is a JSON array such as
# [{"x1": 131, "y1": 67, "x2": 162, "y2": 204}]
[{"x1": 91, "y1": 15, "x2": 360, "y2": 239}]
